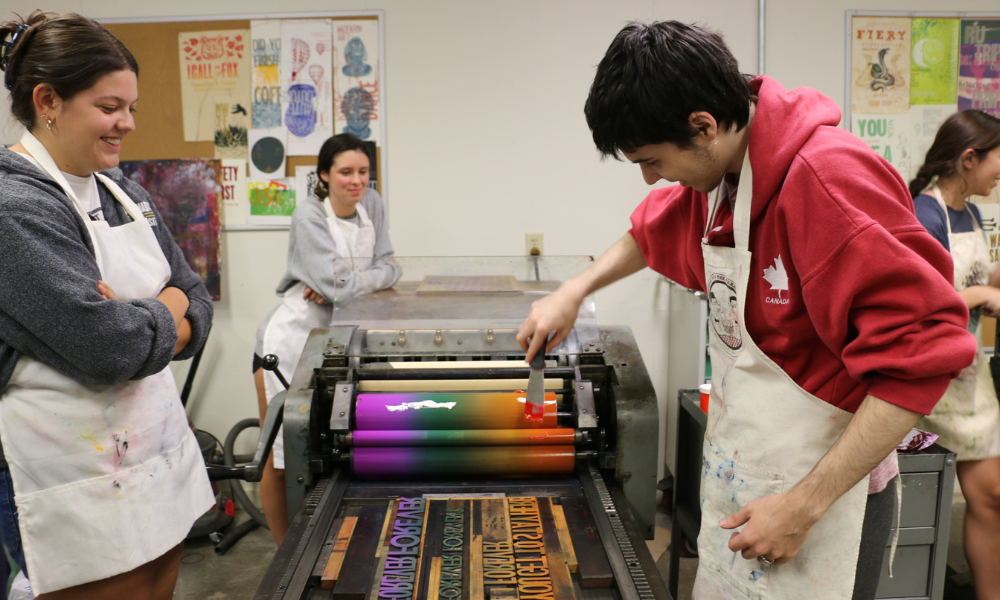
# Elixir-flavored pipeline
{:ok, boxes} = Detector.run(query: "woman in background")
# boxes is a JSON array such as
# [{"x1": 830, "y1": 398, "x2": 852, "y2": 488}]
[
  {"x1": 0, "y1": 11, "x2": 214, "y2": 599},
  {"x1": 253, "y1": 133, "x2": 400, "y2": 544},
  {"x1": 911, "y1": 109, "x2": 1000, "y2": 600}
]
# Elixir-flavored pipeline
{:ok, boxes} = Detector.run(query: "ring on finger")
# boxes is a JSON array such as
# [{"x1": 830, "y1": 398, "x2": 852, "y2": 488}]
[{"x1": 757, "y1": 555, "x2": 774, "y2": 567}]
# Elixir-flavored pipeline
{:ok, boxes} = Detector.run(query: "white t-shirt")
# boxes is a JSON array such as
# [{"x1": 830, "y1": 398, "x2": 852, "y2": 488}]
[{"x1": 14, "y1": 152, "x2": 104, "y2": 220}]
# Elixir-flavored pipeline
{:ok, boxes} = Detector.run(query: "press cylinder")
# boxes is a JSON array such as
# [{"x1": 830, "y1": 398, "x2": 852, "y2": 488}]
[
  {"x1": 349, "y1": 428, "x2": 578, "y2": 446},
  {"x1": 352, "y1": 445, "x2": 576, "y2": 478},
  {"x1": 354, "y1": 392, "x2": 559, "y2": 430}
]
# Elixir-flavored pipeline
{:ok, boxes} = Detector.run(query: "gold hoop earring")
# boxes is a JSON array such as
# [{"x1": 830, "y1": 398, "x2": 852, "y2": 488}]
[{"x1": 41, "y1": 115, "x2": 52, "y2": 130}]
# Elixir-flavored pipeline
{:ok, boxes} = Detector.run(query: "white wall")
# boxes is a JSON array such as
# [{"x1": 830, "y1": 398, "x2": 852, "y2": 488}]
[{"x1": 3, "y1": 0, "x2": 996, "y2": 478}]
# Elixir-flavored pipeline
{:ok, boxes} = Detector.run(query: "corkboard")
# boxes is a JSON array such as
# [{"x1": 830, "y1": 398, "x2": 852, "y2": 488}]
[{"x1": 102, "y1": 14, "x2": 382, "y2": 187}]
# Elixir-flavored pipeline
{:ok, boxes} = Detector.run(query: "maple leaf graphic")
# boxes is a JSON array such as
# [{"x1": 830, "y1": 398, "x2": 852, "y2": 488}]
[{"x1": 763, "y1": 255, "x2": 789, "y2": 298}]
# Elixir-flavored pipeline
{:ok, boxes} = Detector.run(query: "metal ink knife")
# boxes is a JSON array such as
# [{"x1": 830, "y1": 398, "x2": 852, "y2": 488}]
[{"x1": 526, "y1": 351, "x2": 545, "y2": 422}]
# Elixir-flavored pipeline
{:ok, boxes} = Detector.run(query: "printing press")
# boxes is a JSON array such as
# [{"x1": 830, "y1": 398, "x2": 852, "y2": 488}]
[{"x1": 249, "y1": 257, "x2": 671, "y2": 600}]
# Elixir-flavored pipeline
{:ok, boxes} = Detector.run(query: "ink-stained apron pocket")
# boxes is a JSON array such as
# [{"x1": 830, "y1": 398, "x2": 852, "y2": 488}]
[
  {"x1": 694, "y1": 438, "x2": 784, "y2": 600},
  {"x1": 12, "y1": 432, "x2": 213, "y2": 595}
]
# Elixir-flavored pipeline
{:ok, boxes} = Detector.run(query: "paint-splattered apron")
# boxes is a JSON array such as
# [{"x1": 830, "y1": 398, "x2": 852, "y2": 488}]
[
  {"x1": 918, "y1": 188, "x2": 1000, "y2": 460},
  {"x1": 691, "y1": 148, "x2": 869, "y2": 599},
  {"x1": 261, "y1": 200, "x2": 374, "y2": 468},
  {"x1": 0, "y1": 132, "x2": 214, "y2": 594}
]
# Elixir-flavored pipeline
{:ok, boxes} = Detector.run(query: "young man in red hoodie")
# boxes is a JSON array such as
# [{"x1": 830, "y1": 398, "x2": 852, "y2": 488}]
[{"x1": 517, "y1": 20, "x2": 976, "y2": 600}]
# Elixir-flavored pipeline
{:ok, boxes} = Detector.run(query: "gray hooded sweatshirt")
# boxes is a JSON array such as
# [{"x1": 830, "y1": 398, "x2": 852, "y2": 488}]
[{"x1": 0, "y1": 147, "x2": 213, "y2": 467}]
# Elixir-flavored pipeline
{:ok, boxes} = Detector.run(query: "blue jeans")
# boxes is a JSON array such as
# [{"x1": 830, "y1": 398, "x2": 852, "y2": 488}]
[{"x1": 0, "y1": 469, "x2": 27, "y2": 576}]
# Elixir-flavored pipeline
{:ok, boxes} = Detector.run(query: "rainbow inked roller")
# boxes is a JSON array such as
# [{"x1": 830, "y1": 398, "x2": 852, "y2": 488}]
[
  {"x1": 354, "y1": 392, "x2": 559, "y2": 430},
  {"x1": 350, "y1": 428, "x2": 576, "y2": 446},
  {"x1": 352, "y1": 445, "x2": 576, "y2": 478}
]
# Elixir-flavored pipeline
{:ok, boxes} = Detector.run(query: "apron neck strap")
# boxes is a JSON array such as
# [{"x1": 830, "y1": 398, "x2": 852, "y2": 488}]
[
  {"x1": 732, "y1": 148, "x2": 754, "y2": 251},
  {"x1": 19, "y1": 131, "x2": 105, "y2": 270},
  {"x1": 702, "y1": 145, "x2": 754, "y2": 251},
  {"x1": 932, "y1": 185, "x2": 980, "y2": 236}
]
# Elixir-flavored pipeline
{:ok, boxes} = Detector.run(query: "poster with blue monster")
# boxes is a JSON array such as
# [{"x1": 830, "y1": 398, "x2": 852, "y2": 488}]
[
  {"x1": 333, "y1": 19, "x2": 381, "y2": 145},
  {"x1": 281, "y1": 19, "x2": 334, "y2": 156}
]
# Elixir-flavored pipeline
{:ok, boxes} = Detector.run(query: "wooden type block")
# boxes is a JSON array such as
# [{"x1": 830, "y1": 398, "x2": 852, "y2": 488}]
[
  {"x1": 470, "y1": 534, "x2": 485, "y2": 600},
  {"x1": 487, "y1": 588, "x2": 518, "y2": 600},
  {"x1": 416, "y1": 501, "x2": 448, "y2": 600},
  {"x1": 314, "y1": 518, "x2": 345, "y2": 578},
  {"x1": 322, "y1": 517, "x2": 359, "y2": 589},
  {"x1": 480, "y1": 499, "x2": 509, "y2": 544},
  {"x1": 501, "y1": 499, "x2": 513, "y2": 544},
  {"x1": 366, "y1": 552, "x2": 390, "y2": 600},
  {"x1": 332, "y1": 503, "x2": 390, "y2": 600},
  {"x1": 376, "y1": 499, "x2": 397, "y2": 558},
  {"x1": 427, "y1": 556, "x2": 443, "y2": 600},
  {"x1": 558, "y1": 497, "x2": 613, "y2": 588},
  {"x1": 382, "y1": 499, "x2": 401, "y2": 555},
  {"x1": 366, "y1": 501, "x2": 397, "y2": 600},
  {"x1": 550, "y1": 505, "x2": 578, "y2": 574},
  {"x1": 445, "y1": 499, "x2": 471, "y2": 600},
  {"x1": 537, "y1": 499, "x2": 576, "y2": 600}
]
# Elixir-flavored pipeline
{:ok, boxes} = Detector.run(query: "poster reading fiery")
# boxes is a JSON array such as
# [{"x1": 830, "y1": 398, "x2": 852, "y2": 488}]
[
  {"x1": 910, "y1": 18, "x2": 959, "y2": 105},
  {"x1": 178, "y1": 29, "x2": 252, "y2": 143},
  {"x1": 852, "y1": 17, "x2": 911, "y2": 114},
  {"x1": 119, "y1": 159, "x2": 223, "y2": 300},
  {"x1": 959, "y1": 20, "x2": 1000, "y2": 118}
]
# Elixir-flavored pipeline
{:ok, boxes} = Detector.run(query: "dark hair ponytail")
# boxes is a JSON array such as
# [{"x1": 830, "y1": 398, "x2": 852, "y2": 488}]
[
  {"x1": 909, "y1": 110, "x2": 1000, "y2": 198},
  {"x1": 313, "y1": 133, "x2": 370, "y2": 199},
  {"x1": 1, "y1": 10, "x2": 138, "y2": 131}
]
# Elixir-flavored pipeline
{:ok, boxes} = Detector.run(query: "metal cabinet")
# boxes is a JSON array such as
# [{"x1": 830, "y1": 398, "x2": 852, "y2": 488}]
[{"x1": 874, "y1": 447, "x2": 956, "y2": 600}]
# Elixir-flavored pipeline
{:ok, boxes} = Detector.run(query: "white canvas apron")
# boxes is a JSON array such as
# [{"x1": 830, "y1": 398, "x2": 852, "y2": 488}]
[
  {"x1": 692, "y1": 148, "x2": 869, "y2": 599},
  {"x1": 261, "y1": 201, "x2": 375, "y2": 468},
  {"x1": 0, "y1": 132, "x2": 214, "y2": 594},
  {"x1": 918, "y1": 189, "x2": 1000, "y2": 460}
]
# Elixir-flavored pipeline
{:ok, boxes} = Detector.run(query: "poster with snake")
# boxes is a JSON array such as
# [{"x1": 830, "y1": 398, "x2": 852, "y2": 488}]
[{"x1": 851, "y1": 17, "x2": 911, "y2": 114}]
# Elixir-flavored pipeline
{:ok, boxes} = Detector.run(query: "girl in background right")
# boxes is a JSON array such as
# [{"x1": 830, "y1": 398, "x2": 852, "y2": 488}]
[{"x1": 911, "y1": 109, "x2": 1000, "y2": 600}]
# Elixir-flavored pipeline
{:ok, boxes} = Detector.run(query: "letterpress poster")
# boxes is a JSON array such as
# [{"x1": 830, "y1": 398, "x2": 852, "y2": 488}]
[
  {"x1": 248, "y1": 128, "x2": 287, "y2": 181},
  {"x1": 281, "y1": 20, "x2": 334, "y2": 156},
  {"x1": 909, "y1": 104, "x2": 958, "y2": 171},
  {"x1": 959, "y1": 20, "x2": 1000, "y2": 118},
  {"x1": 248, "y1": 178, "x2": 296, "y2": 226},
  {"x1": 178, "y1": 29, "x2": 251, "y2": 142},
  {"x1": 220, "y1": 158, "x2": 249, "y2": 227},
  {"x1": 910, "y1": 18, "x2": 959, "y2": 105},
  {"x1": 251, "y1": 20, "x2": 283, "y2": 130},
  {"x1": 852, "y1": 17, "x2": 911, "y2": 114},
  {"x1": 853, "y1": 113, "x2": 912, "y2": 182},
  {"x1": 333, "y1": 19, "x2": 381, "y2": 145}
]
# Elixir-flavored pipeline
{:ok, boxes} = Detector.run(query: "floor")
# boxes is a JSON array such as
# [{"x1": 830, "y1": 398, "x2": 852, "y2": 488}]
[{"x1": 173, "y1": 489, "x2": 972, "y2": 600}]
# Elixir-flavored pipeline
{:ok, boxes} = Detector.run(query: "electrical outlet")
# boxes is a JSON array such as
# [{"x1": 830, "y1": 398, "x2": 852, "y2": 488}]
[{"x1": 525, "y1": 233, "x2": 544, "y2": 256}]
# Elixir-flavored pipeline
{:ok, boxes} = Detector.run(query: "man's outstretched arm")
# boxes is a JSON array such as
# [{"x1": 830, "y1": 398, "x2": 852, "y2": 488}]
[{"x1": 517, "y1": 232, "x2": 648, "y2": 361}]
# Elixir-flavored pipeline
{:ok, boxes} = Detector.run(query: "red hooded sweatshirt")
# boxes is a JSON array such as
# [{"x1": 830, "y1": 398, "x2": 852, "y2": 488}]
[{"x1": 630, "y1": 76, "x2": 975, "y2": 417}]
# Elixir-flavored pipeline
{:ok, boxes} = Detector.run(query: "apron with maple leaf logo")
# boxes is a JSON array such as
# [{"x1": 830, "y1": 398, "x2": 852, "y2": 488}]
[{"x1": 693, "y1": 148, "x2": 868, "y2": 600}]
